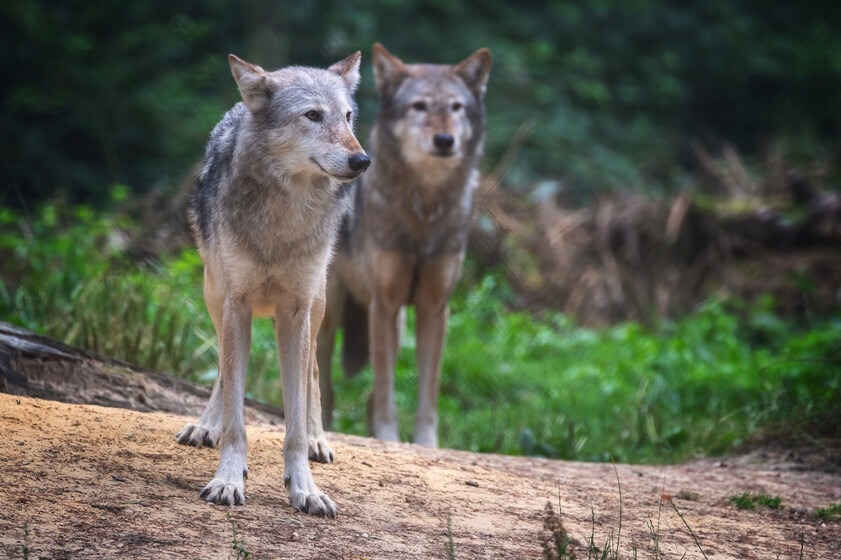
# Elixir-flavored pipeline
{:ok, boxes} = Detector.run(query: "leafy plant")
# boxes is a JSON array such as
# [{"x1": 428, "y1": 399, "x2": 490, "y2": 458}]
[
  {"x1": 816, "y1": 503, "x2": 841, "y2": 521},
  {"x1": 227, "y1": 511, "x2": 251, "y2": 559},
  {"x1": 727, "y1": 493, "x2": 783, "y2": 510}
]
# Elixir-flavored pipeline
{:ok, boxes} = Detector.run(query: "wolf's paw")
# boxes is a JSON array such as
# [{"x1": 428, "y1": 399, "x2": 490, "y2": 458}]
[
  {"x1": 292, "y1": 490, "x2": 337, "y2": 518},
  {"x1": 176, "y1": 423, "x2": 220, "y2": 448},
  {"x1": 373, "y1": 421, "x2": 400, "y2": 443},
  {"x1": 200, "y1": 477, "x2": 245, "y2": 506},
  {"x1": 414, "y1": 423, "x2": 438, "y2": 448},
  {"x1": 308, "y1": 437, "x2": 334, "y2": 463},
  {"x1": 284, "y1": 464, "x2": 337, "y2": 518}
]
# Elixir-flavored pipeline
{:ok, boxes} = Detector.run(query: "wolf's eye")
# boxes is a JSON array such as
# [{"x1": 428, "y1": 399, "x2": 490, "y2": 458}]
[
  {"x1": 346, "y1": 111, "x2": 352, "y2": 122},
  {"x1": 411, "y1": 101, "x2": 427, "y2": 111},
  {"x1": 451, "y1": 102, "x2": 463, "y2": 111},
  {"x1": 305, "y1": 110, "x2": 322, "y2": 122}
]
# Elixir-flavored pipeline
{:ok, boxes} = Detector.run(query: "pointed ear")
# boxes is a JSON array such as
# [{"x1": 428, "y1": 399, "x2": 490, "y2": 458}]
[
  {"x1": 229, "y1": 54, "x2": 272, "y2": 113},
  {"x1": 328, "y1": 51, "x2": 362, "y2": 92},
  {"x1": 371, "y1": 43, "x2": 408, "y2": 98},
  {"x1": 454, "y1": 48, "x2": 492, "y2": 99}
]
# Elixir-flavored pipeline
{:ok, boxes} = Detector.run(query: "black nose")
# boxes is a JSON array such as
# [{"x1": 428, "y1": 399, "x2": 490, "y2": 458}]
[
  {"x1": 433, "y1": 133, "x2": 454, "y2": 150},
  {"x1": 348, "y1": 152, "x2": 370, "y2": 173}
]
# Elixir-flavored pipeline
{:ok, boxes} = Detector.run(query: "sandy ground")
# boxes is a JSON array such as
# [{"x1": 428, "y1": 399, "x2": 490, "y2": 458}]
[{"x1": 1, "y1": 393, "x2": 839, "y2": 560}]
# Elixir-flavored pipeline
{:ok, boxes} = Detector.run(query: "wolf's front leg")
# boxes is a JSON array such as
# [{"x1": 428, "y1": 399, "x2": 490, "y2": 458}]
[
  {"x1": 369, "y1": 298, "x2": 403, "y2": 442},
  {"x1": 414, "y1": 303, "x2": 449, "y2": 448},
  {"x1": 276, "y1": 302, "x2": 337, "y2": 517},
  {"x1": 200, "y1": 298, "x2": 252, "y2": 505},
  {"x1": 414, "y1": 253, "x2": 463, "y2": 447}
]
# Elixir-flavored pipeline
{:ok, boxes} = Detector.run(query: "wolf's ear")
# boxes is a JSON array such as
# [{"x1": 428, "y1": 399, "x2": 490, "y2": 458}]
[
  {"x1": 454, "y1": 48, "x2": 492, "y2": 99},
  {"x1": 372, "y1": 43, "x2": 408, "y2": 98},
  {"x1": 229, "y1": 54, "x2": 272, "y2": 113},
  {"x1": 328, "y1": 51, "x2": 362, "y2": 93}
]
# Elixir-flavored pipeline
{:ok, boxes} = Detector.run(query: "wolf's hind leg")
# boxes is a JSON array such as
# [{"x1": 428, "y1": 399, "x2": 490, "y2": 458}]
[
  {"x1": 413, "y1": 253, "x2": 463, "y2": 448},
  {"x1": 176, "y1": 374, "x2": 224, "y2": 448},
  {"x1": 308, "y1": 285, "x2": 334, "y2": 463}
]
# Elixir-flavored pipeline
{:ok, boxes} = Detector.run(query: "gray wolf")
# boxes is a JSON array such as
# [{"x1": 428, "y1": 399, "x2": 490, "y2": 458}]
[
  {"x1": 175, "y1": 51, "x2": 370, "y2": 517},
  {"x1": 317, "y1": 43, "x2": 492, "y2": 447}
]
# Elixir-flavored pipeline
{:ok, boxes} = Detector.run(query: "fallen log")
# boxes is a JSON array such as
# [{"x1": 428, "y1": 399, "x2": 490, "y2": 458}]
[{"x1": 0, "y1": 321, "x2": 283, "y2": 425}]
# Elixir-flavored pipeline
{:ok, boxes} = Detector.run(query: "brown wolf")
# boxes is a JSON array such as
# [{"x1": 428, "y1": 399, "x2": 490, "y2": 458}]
[
  {"x1": 176, "y1": 52, "x2": 370, "y2": 517},
  {"x1": 317, "y1": 43, "x2": 492, "y2": 447}
]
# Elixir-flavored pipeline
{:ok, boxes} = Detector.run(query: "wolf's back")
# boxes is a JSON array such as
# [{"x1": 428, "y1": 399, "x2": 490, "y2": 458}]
[{"x1": 189, "y1": 103, "x2": 247, "y2": 245}]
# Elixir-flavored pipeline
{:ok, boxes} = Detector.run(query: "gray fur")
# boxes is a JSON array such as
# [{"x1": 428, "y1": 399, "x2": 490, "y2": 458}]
[{"x1": 178, "y1": 51, "x2": 368, "y2": 517}]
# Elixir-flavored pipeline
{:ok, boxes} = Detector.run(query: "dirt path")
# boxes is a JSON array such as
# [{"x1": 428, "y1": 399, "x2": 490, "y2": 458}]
[{"x1": 1, "y1": 394, "x2": 838, "y2": 559}]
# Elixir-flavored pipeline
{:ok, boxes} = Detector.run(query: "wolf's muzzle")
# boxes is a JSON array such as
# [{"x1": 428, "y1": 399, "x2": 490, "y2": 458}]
[{"x1": 348, "y1": 153, "x2": 371, "y2": 173}]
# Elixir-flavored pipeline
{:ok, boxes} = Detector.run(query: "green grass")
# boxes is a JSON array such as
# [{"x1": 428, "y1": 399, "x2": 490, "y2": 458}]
[
  {"x1": 727, "y1": 493, "x2": 783, "y2": 510},
  {"x1": 727, "y1": 493, "x2": 756, "y2": 510},
  {"x1": 816, "y1": 503, "x2": 841, "y2": 521},
  {"x1": 2, "y1": 201, "x2": 840, "y2": 464}
]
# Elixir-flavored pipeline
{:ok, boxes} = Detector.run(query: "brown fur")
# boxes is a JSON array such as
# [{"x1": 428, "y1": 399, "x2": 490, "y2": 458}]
[{"x1": 318, "y1": 44, "x2": 492, "y2": 447}]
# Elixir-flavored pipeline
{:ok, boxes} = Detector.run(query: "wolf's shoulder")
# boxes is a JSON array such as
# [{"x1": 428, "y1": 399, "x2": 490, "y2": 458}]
[
  {"x1": 205, "y1": 103, "x2": 247, "y2": 156},
  {"x1": 190, "y1": 103, "x2": 248, "y2": 243}
]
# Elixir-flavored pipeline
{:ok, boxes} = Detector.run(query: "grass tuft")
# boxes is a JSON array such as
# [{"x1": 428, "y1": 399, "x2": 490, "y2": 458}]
[
  {"x1": 727, "y1": 493, "x2": 756, "y2": 510},
  {"x1": 668, "y1": 498, "x2": 709, "y2": 560},
  {"x1": 727, "y1": 492, "x2": 783, "y2": 510},
  {"x1": 677, "y1": 490, "x2": 699, "y2": 501},
  {"x1": 20, "y1": 523, "x2": 30, "y2": 560},
  {"x1": 816, "y1": 503, "x2": 841, "y2": 521},
  {"x1": 541, "y1": 500, "x2": 576, "y2": 560}
]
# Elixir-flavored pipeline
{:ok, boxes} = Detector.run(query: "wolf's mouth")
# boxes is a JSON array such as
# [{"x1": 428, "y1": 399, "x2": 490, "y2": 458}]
[{"x1": 310, "y1": 158, "x2": 361, "y2": 181}]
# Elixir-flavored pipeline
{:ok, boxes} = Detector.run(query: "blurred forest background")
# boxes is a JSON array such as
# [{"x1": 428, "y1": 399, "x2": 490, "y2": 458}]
[{"x1": 1, "y1": 0, "x2": 839, "y2": 464}]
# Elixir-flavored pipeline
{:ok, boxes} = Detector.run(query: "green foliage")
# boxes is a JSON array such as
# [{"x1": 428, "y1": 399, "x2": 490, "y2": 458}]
[
  {"x1": 333, "y1": 273, "x2": 841, "y2": 463},
  {"x1": 727, "y1": 493, "x2": 783, "y2": 510},
  {"x1": 728, "y1": 493, "x2": 756, "y2": 510},
  {"x1": 3, "y1": 1, "x2": 840, "y2": 204},
  {"x1": 226, "y1": 512, "x2": 251, "y2": 559},
  {"x1": 816, "y1": 503, "x2": 841, "y2": 521},
  {"x1": 0, "y1": 199, "x2": 215, "y2": 379},
  {"x1": 2, "y1": 202, "x2": 840, "y2": 464},
  {"x1": 755, "y1": 494, "x2": 783, "y2": 509}
]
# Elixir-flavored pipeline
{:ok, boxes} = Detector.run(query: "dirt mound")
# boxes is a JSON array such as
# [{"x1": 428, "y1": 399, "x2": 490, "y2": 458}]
[{"x1": 1, "y1": 394, "x2": 839, "y2": 559}]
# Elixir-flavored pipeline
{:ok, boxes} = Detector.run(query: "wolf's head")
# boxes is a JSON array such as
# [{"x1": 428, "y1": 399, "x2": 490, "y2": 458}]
[
  {"x1": 229, "y1": 52, "x2": 370, "y2": 182},
  {"x1": 372, "y1": 44, "x2": 492, "y2": 171}
]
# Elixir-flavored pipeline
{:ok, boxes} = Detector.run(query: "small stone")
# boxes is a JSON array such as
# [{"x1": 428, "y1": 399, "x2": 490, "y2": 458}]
[
  {"x1": 465, "y1": 480, "x2": 479, "y2": 487},
  {"x1": 139, "y1": 501, "x2": 151, "y2": 507}
]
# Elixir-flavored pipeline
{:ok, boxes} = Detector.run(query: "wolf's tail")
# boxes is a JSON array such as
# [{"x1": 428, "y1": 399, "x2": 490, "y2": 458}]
[{"x1": 341, "y1": 296, "x2": 369, "y2": 378}]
